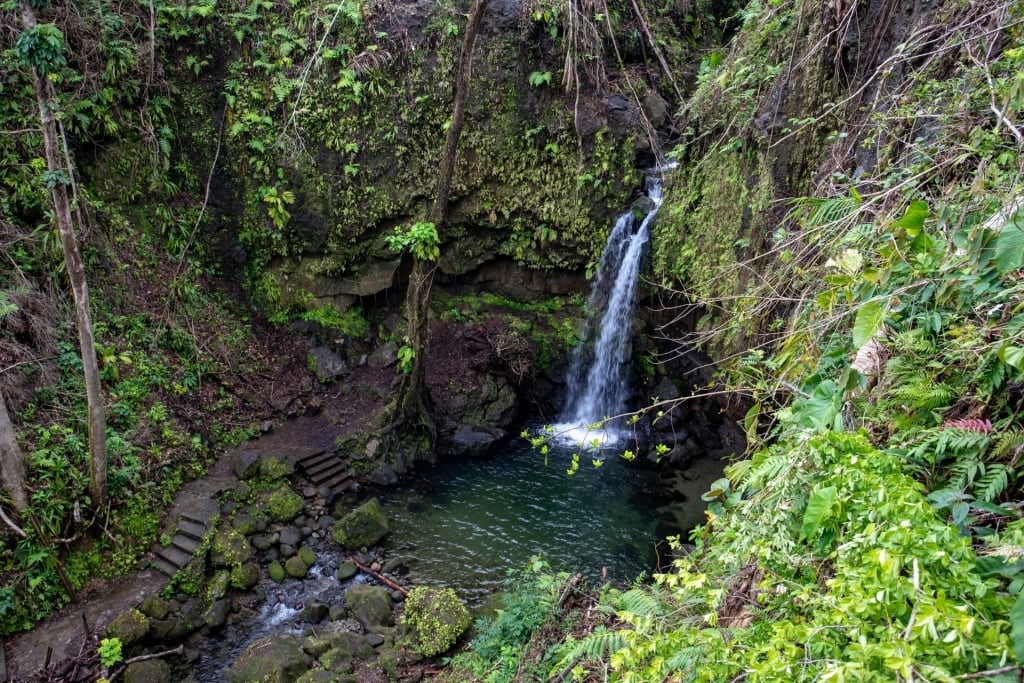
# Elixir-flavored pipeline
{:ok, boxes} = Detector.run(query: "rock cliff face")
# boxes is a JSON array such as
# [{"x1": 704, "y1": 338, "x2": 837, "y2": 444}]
[{"x1": 154, "y1": 0, "x2": 707, "y2": 314}]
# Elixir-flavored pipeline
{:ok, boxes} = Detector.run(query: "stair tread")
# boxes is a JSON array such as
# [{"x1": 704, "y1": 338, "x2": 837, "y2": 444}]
[
  {"x1": 151, "y1": 556, "x2": 179, "y2": 576},
  {"x1": 172, "y1": 535, "x2": 199, "y2": 553},
  {"x1": 322, "y1": 471, "x2": 353, "y2": 490},
  {"x1": 294, "y1": 449, "x2": 329, "y2": 464},
  {"x1": 155, "y1": 544, "x2": 194, "y2": 567},
  {"x1": 306, "y1": 459, "x2": 347, "y2": 480},
  {"x1": 178, "y1": 519, "x2": 207, "y2": 540}
]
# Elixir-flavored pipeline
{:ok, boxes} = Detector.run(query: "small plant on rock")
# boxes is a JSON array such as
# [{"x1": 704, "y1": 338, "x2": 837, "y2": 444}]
[{"x1": 403, "y1": 586, "x2": 471, "y2": 657}]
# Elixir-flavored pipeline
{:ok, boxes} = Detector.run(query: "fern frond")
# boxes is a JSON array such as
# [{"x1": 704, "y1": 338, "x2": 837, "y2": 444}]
[
  {"x1": 743, "y1": 452, "x2": 792, "y2": 490},
  {"x1": 992, "y1": 428, "x2": 1024, "y2": 464},
  {"x1": 549, "y1": 630, "x2": 626, "y2": 680},
  {"x1": 975, "y1": 464, "x2": 1010, "y2": 503},
  {"x1": 614, "y1": 587, "x2": 666, "y2": 619}
]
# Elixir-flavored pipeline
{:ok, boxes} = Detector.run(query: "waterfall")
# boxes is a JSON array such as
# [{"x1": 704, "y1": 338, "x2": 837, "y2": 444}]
[{"x1": 555, "y1": 174, "x2": 664, "y2": 446}]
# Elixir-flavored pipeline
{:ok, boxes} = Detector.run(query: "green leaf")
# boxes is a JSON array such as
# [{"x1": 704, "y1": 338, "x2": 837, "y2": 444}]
[
  {"x1": 999, "y1": 343, "x2": 1024, "y2": 371},
  {"x1": 994, "y1": 215, "x2": 1024, "y2": 275},
  {"x1": 893, "y1": 200, "x2": 929, "y2": 237},
  {"x1": 1010, "y1": 592, "x2": 1024, "y2": 662},
  {"x1": 852, "y1": 299, "x2": 886, "y2": 350},
  {"x1": 801, "y1": 485, "x2": 837, "y2": 540}
]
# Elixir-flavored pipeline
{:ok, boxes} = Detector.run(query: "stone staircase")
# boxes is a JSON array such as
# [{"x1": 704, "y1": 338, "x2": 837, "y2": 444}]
[
  {"x1": 293, "y1": 449, "x2": 354, "y2": 494},
  {"x1": 148, "y1": 414, "x2": 355, "y2": 577},
  {"x1": 151, "y1": 504, "x2": 219, "y2": 576}
]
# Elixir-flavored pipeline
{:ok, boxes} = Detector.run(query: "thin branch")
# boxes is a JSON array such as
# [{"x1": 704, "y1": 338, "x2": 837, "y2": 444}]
[{"x1": 0, "y1": 505, "x2": 27, "y2": 538}]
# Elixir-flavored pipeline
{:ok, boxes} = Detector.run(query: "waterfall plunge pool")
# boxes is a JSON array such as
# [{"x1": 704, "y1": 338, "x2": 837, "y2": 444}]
[{"x1": 377, "y1": 432, "x2": 696, "y2": 607}]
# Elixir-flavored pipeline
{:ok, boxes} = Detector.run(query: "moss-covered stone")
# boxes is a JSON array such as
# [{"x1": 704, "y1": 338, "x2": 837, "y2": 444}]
[
  {"x1": 336, "y1": 561, "x2": 357, "y2": 581},
  {"x1": 268, "y1": 561, "x2": 286, "y2": 582},
  {"x1": 230, "y1": 561, "x2": 261, "y2": 590},
  {"x1": 285, "y1": 555, "x2": 309, "y2": 578},
  {"x1": 228, "y1": 636, "x2": 312, "y2": 683},
  {"x1": 210, "y1": 527, "x2": 253, "y2": 568},
  {"x1": 124, "y1": 659, "x2": 171, "y2": 683},
  {"x1": 297, "y1": 546, "x2": 316, "y2": 567},
  {"x1": 106, "y1": 608, "x2": 149, "y2": 646},
  {"x1": 403, "y1": 586, "x2": 471, "y2": 657},
  {"x1": 267, "y1": 487, "x2": 304, "y2": 522},
  {"x1": 345, "y1": 584, "x2": 393, "y2": 630},
  {"x1": 331, "y1": 497, "x2": 389, "y2": 549}
]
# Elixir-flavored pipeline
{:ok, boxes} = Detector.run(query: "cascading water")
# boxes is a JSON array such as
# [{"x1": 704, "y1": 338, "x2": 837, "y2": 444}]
[{"x1": 554, "y1": 172, "x2": 665, "y2": 446}]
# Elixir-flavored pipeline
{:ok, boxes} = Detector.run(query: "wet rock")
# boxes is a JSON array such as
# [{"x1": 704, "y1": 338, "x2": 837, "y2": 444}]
[
  {"x1": 300, "y1": 601, "x2": 329, "y2": 624},
  {"x1": 368, "y1": 341, "x2": 398, "y2": 368},
  {"x1": 148, "y1": 616, "x2": 188, "y2": 643},
  {"x1": 280, "y1": 526, "x2": 302, "y2": 547},
  {"x1": 285, "y1": 556, "x2": 310, "y2": 578},
  {"x1": 308, "y1": 346, "x2": 348, "y2": 383},
  {"x1": 205, "y1": 598, "x2": 230, "y2": 629},
  {"x1": 230, "y1": 561, "x2": 261, "y2": 590},
  {"x1": 332, "y1": 498, "x2": 389, "y2": 549},
  {"x1": 280, "y1": 544, "x2": 297, "y2": 558},
  {"x1": 251, "y1": 533, "x2": 276, "y2": 551},
  {"x1": 211, "y1": 528, "x2": 253, "y2": 567},
  {"x1": 328, "y1": 604, "x2": 348, "y2": 622},
  {"x1": 365, "y1": 633, "x2": 385, "y2": 647},
  {"x1": 442, "y1": 424, "x2": 506, "y2": 457},
  {"x1": 138, "y1": 596, "x2": 171, "y2": 620},
  {"x1": 382, "y1": 557, "x2": 405, "y2": 574},
  {"x1": 124, "y1": 659, "x2": 171, "y2": 683},
  {"x1": 106, "y1": 608, "x2": 149, "y2": 646},
  {"x1": 233, "y1": 512, "x2": 258, "y2": 535},
  {"x1": 298, "y1": 547, "x2": 317, "y2": 567},
  {"x1": 345, "y1": 584, "x2": 393, "y2": 630},
  {"x1": 228, "y1": 635, "x2": 312, "y2": 683},
  {"x1": 269, "y1": 561, "x2": 286, "y2": 582}
]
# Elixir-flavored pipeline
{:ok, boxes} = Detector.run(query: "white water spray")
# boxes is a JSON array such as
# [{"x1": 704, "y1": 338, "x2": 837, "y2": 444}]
[{"x1": 553, "y1": 174, "x2": 665, "y2": 447}]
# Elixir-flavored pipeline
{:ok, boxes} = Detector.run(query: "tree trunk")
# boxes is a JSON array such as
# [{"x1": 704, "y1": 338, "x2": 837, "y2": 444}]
[
  {"x1": 20, "y1": 2, "x2": 107, "y2": 510},
  {"x1": 0, "y1": 388, "x2": 28, "y2": 511},
  {"x1": 389, "y1": 0, "x2": 490, "y2": 453}
]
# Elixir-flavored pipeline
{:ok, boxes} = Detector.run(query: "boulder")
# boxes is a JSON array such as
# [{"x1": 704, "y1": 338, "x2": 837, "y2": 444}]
[
  {"x1": 336, "y1": 562, "x2": 358, "y2": 581},
  {"x1": 441, "y1": 424, "x2": 506, "y2": 457},
  {"x1": 308, "y1": 346, "x2": 348, "y2": 383},
  {"x1": 403, "y1": 586, "x2": 471, "y2": 657},
  {"x1": 124, "y1": 659, "x2": 171, "y2": 683},
  {"x1": 106, "y1": 608, "x2": 149, "y2": 647},
  {"x1": 332, "y1": 498, "x2": 389, "y2": 549},
  {"x1": 367, "y1": 341, "x2": 398, "y2": 369},
  {"x1": 285, "y1": 555, "x2": 309, "y2": 578},
  {"x1": 345, "y1": 584, "x2": 393, "y2": 630},
  {"x1": 211, "y1": 528, "x2": 253, "y2": 567},
  {"x1": 228, "y1": 636, "x2": 312, "y2": 683}
]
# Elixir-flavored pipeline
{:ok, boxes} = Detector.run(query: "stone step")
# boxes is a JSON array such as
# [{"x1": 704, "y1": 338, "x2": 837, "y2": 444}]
[
  {"x1": 293, "y1": 449, "x2": 328, "y2": 465},
  {"x1": 171, "y1": 535, "x2": 199, "y2": 555},
  {"x1": 322, "y1": 471, "x2": 353, "y2": 492},
  {"x1": 301, "y1": 451, "x2": 342, "y2": 472},
  {"x1": 180, "y1": 508, "x2": 216, "y2": 526},
  {"x1": 154, "y1": 544, "x2": 193, "y2": 569},
  {"x1": 305, "y1": 458, "x2": 347, "y2": 481},
  {"x1": 150, "y1": 555, "x2": 179, "y2": 576},
  {"x1": 178, "y1": 518, "x2": 207, "y2": 542}
]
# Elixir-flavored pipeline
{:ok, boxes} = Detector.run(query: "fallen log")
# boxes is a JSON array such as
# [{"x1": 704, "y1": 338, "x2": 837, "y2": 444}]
[{"x1": 347, "y1": 556, "x2": 409, "y2": 596}]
